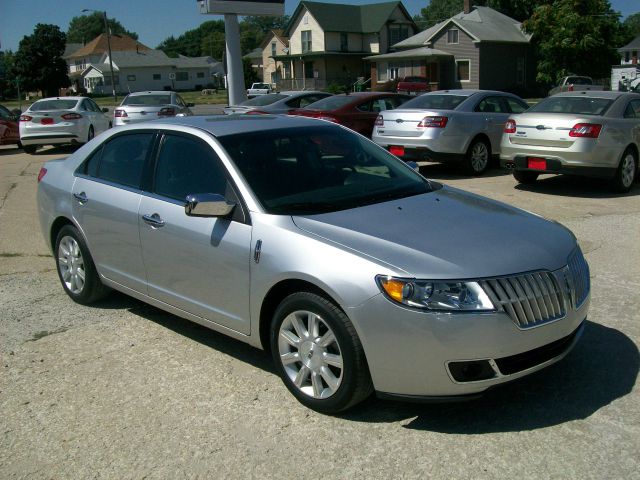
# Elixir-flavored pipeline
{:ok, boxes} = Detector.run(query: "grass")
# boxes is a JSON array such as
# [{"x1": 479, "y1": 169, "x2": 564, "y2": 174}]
[{"x1": 1, "y1": 89, "x2": 230, "y2": 110}]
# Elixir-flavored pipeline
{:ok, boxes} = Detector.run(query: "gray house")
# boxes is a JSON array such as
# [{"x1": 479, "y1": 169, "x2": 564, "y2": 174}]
[{"x1": 365, "y1": 1, "x2": 536, "y2": 94}]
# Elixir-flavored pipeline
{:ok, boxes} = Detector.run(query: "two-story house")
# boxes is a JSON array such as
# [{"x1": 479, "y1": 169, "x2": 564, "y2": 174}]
[
  {"x1": 366, "y1": 1, "x2": 536, "y2": 94},
  {"x1": 271, "y1": 1, "x2": 416, "y2": 90},
  {"x1": 261, "y1": 29, "x2": 289, "y2": 86}
]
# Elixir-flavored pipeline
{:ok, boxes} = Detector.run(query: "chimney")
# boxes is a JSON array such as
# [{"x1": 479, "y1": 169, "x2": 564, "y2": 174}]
[{"x1": 464, "y1": 0, "x2": 471, "y2": 14}]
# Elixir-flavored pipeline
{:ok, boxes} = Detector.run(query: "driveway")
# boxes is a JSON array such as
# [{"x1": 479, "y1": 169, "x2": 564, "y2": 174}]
[{"x1": 0, "y1": 145, "x2": 638, "y2": 479}]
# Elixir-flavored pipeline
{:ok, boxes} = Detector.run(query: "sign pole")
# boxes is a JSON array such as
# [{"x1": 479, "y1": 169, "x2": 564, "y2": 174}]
[{"x1": 224, "y1": 14, "x2": 247, "y2": 106}]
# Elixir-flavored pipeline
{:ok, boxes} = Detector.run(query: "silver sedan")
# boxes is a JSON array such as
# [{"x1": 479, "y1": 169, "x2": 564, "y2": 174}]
[
  {"x1": 500, "y1": 91, "x2": 640, "y2": 192},
  {"x1": 372, "y1": 90, "x2": 530, "y2": 175},
  {"x1": 113, "y1": 91, "x2": 193, "y2": 126},
  {"x1": 19, "y1": 97, "x2": 111, "y2": 154},
  {"x1": 37, "y1": 115, "x2": 589, "y2": 413},
  {"x1": 223, "y1": 91, "x2": 332, "y2": 115}
]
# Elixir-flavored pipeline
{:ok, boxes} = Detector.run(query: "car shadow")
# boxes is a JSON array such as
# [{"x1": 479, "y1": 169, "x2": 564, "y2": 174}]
[
  {"x1": 514, "y1": 174, "x2": 640, "y2": 198},
  {"x1": 0, "y1": 145, "x2": 22, "y2": 156},
  {"x1": 340, "y1": 321, "x2": 638, "y2": 432},
  {"x1": 418, "y1": 162, "x2": 511, "y2": 181}
]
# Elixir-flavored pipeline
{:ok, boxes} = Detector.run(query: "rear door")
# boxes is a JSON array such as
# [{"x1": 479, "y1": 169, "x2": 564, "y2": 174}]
[
  {"x1": 72, "y1": 131, "x2": 156, "y2": 292},
  {"x1": 138, "y1": 132, "x2": 252, "y2": 334},
  {"x1": 474, "y1": 95, "x2": 511, "y2": 151}
]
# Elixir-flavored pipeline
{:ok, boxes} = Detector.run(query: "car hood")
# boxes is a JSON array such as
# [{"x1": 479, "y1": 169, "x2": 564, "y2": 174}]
[{"x1": 291, "y1": 186, "x2": 576, "y2": 279}]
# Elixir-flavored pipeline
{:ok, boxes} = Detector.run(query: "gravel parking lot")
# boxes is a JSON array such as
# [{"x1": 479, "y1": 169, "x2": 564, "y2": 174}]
[{"x1": 1, "y1": 143, "x2": 638, "y2": 479}]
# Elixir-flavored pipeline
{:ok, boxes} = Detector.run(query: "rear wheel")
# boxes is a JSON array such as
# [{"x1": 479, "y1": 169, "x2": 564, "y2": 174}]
[
  {"x1": 55, "y1": 225, "x2": 109, "y2": 304},
  {"x1": 23, "y1": 145, "x2": 37, "y2": 154},
  {"x1": 463, "y1": 138, "x2": 490, "y2": 176},
  {"x1": 513, "y1": 170, "x2": 539, "y2": 184},
  {"x1": 611, "y1": 149, "x2": 637, "y2": 193},
  {"x1": 270, "y1": 292, "x2": 373, "y2": 414}
]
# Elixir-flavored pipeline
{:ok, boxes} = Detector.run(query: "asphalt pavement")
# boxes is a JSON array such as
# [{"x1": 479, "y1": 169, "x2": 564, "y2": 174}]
[{"x1": 0, "y1": 144, "x2": 638, "y2": 479}]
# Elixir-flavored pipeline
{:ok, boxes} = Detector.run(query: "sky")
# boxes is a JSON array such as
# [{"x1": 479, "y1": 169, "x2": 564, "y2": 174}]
[{"x1": 0, "y1": 0, "x2": 638, "y2": 52}]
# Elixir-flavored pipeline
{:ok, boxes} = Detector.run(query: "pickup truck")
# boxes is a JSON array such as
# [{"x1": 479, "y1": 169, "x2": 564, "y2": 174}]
[
  {"x1": 548, "y1": 76, "x2": 604, "y2": 96},
  {"x1": 396, "y1": 76, "x2": 430, "y2": 95},
  {"x1": 246, "y1": 83, "x2": 272, "y2": 98}
]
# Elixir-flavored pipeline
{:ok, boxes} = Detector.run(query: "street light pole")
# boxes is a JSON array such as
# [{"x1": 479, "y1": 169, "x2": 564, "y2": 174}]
[{"x1": 82, "y1": 9, "x2": 117, "y2": 103}]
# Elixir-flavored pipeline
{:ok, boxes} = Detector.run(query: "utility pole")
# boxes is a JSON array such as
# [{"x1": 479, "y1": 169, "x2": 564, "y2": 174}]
[{"x1": 82, "y1": 9, "x2": 117, "y2": 103}]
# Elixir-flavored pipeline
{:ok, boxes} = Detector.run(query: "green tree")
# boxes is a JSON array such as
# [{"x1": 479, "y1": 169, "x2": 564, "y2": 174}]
[
  {"x1": 67, "y1": 12, "x2": 138, "y2": 44},
  {"x1": 243, "y1": 57, "x2": 259, "y2": 88},
  {"x1": 0, "y1": 50, "x2": 18, "y2": 99},
  {"x1": 417, "y1": 0, "x2": 462, "y2": 30},
  {"x1": 622, "y1": 12, "x2": 640, "y2": 38},
  {"x1": 12, "y1": 24, "x2": 70, "y2": 97},
  {"x1": 523, "y1": 0, "x2": 624, "y2": 86}
]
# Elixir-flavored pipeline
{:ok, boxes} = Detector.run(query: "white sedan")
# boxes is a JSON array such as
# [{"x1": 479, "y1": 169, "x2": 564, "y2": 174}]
[{"x1": 19, "y1": 97, "x2": 111, "y2": 154}]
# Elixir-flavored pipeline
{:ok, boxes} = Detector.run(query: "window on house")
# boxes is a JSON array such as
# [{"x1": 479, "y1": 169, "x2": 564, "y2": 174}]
[
  {"x1": 127, "y1": 75, "x2": 136, "y2": 81},
  {"x1": 176, "y1": 72, "x2": 188, "y2": 81},
  {"x1": 304, "y1": 61, "x2": 314, "y2": 79},
  {"x1": 104, "y1": 75, "x2": 120, "y2": 86},
  {"x1": 456, "y1": 59, "x2": 470, "y2": 82},
  {"x1": 303, "y1": 15, "x2": 309, "y2": 25},
  {"x1": 389, "y1": 63, "x2": 400, "y2": 80},
  {"x1": 340, "y1": 33, "x2": 348, "y2": 52},
  {"x1": 153, "y1": 73, "x2": 161, "y2": 80},
  {"x1": 377, "y1": 62, "x2": 388, "y2": 82},
  {"x1": 197, "y1": 72, "x2": 205, "y2": 78},
  {"x1": 271, "y1": 42, "x2": 277, "y2": 57},
  {"x1": 283, "y1": 63, "x2": 290, "y2": 79},
  {"x1": 302, "y1": 31, "x2": 312, "y2": 53},
  {"x1": 447, "y1": 29, "x2": 459, "y2": 44},
  {"x1": 389, "y1": 25, "x2": 410, "y2": 47}
]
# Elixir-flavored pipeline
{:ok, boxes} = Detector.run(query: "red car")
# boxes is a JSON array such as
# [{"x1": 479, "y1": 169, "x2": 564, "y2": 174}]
[
  {"x1": 396, "y1": 76, "x2": 430, "y2": 95},
  {"x1": 0, "y1": 104, "x2": 20, "y2": 147},
  {"x1": 288, "y1": 92, "x2": 410, "y2": 137}
]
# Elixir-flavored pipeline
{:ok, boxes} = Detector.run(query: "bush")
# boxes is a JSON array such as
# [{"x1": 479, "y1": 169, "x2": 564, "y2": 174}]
[{"x1": 325, "y1": 82, "x2": 348, "y2": 94}]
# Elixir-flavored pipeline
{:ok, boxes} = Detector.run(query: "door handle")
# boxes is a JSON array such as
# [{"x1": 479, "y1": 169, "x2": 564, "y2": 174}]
[
  {"x1": 142, "y1": 213, "x2": 166, "y2": 227},
  {"x1": 73, "y1": 192, "x2": 88, "y2": 204}
]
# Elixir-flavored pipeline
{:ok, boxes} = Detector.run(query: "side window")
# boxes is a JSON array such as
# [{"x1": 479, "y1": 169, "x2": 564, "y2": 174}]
[
  {"x1": 82, "y1": 145, "x2": 103, "y2": 177},
  {"x1": 97, "y1": 133, "x2": 153, "y2": 188},
  {"x1": 154, "y1": 134, "x2": 227, "y2": 201},
  {"x1": 475, "y1": 96, "x2": 507, "y2": 113},
  {"x1": 79, "y1": 100, "x2": 89, "y2": 111},
  {"x1": 623, "y1": 100, "x2": 640, "y2": 119},
  {"x1": 371, "y1": 99, "x2": 386, "y2": 112},
  {"x1": 285, "y1": 98, "x2": 301, "y2": 108},
  {"x1": 356, "y1": 101, "x2": 372, "y2": 112},
  {"x1": 505, "y1": 97, "x2": 529, "y2": 114},
  {"x1": 176, "y1": 95, "x2": 186, "y2": 108},
  {"x1": 0, "y1": 106, "x2": 9, "y2": 120},
  {"x1": 88, "y1": 99, "x2": 101, "y2": 112},
  {"x1": 298, "y1": 95, "x2": 321, "y2": 108}
]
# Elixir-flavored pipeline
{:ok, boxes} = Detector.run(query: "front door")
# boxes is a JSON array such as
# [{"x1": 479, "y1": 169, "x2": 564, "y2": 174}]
[{"x1": 139, "y1": 132, "x2": 252, "y2": 334}]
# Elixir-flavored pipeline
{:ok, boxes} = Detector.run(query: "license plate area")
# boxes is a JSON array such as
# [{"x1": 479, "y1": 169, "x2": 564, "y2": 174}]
[
  {"x1": 389, "y1": 146, "x2": 405, "y2": 156},
  {"x1": 527, "y1": 157, "x2": 547, "y2": 170},
  {"x1": 40, "y1": 118, "x2": 54, "y2": 125}
]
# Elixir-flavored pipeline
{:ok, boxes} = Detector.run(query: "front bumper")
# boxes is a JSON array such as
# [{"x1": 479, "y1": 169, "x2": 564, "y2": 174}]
[{"x1": 347, "y1": 292, "x2": 588, "y2": 397}]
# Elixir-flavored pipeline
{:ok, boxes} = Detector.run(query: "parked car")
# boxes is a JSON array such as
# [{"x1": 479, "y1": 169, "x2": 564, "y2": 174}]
[
  {"x1": 19, "y1": 97, "x2": 111, "y2": 154},
  {"x1": 548, "y1": 76, "x2": 604, "y2": 96},
  {"x1": 37, "y1": 115, "x2": 590, "y2": 413},
  {"x1": 396, "y1": 76, "x2": 430, "y2": 95},
  {"x1": 288, "y1": 92, "x2": 411, "y2": 137},
  {"x1": 113, "y1": 91, "x2": 193, "y2": 127},
  {"x1": 372, "y1": 90, "x2": 530, "y2": 175},
  {"x1": 0, "y1": 104, "x2": 20, "y2": 147},
  {"x1": 246, "y1": 83, "x2": 272, "y2": 97},
  {"x1": 223, "y1": 91, "x2": 332, "y2": 115},
  {"x1": 501, "y1": 91, "x2": 640, "y2": 192}
]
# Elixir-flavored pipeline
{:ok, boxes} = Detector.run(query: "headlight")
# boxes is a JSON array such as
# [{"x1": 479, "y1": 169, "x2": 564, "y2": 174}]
[{"x1": 376, "y1": 275, "x2": 495, "y2": 311}]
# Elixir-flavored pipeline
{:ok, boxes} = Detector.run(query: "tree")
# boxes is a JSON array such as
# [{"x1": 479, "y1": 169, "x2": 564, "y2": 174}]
[
  {"x1": 523, "y1": 0, "x2": 624, "y2": 86},
  {"x1": 12, "y1": 24, "x2": 70, "y2": 97},
  {"x1": 416, "y1": 0, "x2": 463, "y2": 30},
  {"x1": 67, "y1": 12, "x2": 138, "y2": 44},
  {"x1": 622, "y1": 12, "x2": 640, "y2": 38},
  {"x1": 243, "y1": 57, "x2": 259, "y2": 88},
  {"x1": 0, "y1": 50, "x2": 17, "y2": 99}
]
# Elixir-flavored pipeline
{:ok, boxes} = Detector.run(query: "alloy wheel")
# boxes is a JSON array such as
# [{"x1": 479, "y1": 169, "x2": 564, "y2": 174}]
[
  {"x1": 621, "y1": 153, "x2": 635, "y2": 189},
  {"x1": 57, "y1": 235, "x2": 85, "y2": 294},
  {"x1": 277, "y1": 310, "x2": 344, "y2": 399},
  {"x1": 471, "y1": 142, "x2": 489, "y2": 172}
]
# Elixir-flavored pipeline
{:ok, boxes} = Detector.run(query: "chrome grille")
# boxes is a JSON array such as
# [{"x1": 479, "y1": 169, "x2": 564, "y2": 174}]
[
  {"x1": 567, "y1": 248, "x2": 590, "y2": 308},
  {"x1": 480, "y1": 272, "x2": 567, "y2": 329}
]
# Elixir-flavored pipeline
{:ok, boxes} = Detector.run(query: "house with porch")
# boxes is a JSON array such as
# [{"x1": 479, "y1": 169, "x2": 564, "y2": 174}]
[
  {"x1": 365, "y1": 1, "x2": 536, "y2": 94},
  {"x1": 271, "y1": 1, "x2": 417, "y2": 91}
]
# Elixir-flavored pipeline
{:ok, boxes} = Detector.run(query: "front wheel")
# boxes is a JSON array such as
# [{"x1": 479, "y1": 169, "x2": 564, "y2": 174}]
[
  {"x1": 513, "y1": 170, "x2": 539, "y2": 184},
  {"x1": 463, "y1": 138, "x2": 491, "y2": 176},
  {"x1": 611, "y1": 149, "x2": 637, "y2": 193},
  {"x1": 270, "y1": 292, "x2": 373, "y2": 414}
]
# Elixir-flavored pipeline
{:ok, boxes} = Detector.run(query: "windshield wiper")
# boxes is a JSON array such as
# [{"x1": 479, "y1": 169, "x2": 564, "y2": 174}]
[{"x1": 270, "y1": 201, "x2": 342, "y2": 214}]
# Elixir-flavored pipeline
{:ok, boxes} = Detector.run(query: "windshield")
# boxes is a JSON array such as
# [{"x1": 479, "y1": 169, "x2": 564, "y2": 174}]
[
  {"x1": 241, "y1": 94, "x2": 287, "y2": 106},
  {"x1": 304, "y1": 96, "x2": 355, "y2": 111},
  {"x1": 218, "y1": 126, "x2": 432, "y2": 215},
  {"x1": 122, "y1": 94, "x2": 171, "y2": 106},
  {"x1": 529, "y1": 96, "x2": 613, "y2": 116},
  {"x1": 399, "y1": 94, "x2": 468, "y2": 110},
  {"x1": 30, "y1": 99, "x2": 79, "y2": 111}
]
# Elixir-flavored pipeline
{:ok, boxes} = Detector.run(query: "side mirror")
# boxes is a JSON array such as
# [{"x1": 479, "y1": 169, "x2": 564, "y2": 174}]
[
  {"x1": 102, "y1": 108, "x2": 109, "y2": 113},
  {"x1": 185, "y1": 193, "x2": 235, "y2": 218},
  {"x1": 406, "y1": 161, "x2": 420, "y2": 172}
]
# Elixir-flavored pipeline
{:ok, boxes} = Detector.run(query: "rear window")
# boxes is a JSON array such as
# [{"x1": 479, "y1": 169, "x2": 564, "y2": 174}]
[
  {"x1": 399, "y1": 94, "x2": 468, "y2": 110},
  {"x1": 122, "y1": 94, "x2": 171, "y2": 106},
  {"x1": 529, "y1": 96, "x2": 613, "y2": 116},
  {"x1": 304, "y1": 96, "x2": 355, "y2": 110},
  {"x1": 241, "y1": 94, "x2": 288, "y2": 106},
  {"x1": 30, "y1": 99, "x2": 79, "y2": 111},
  {"x1": 251, "y1": 83, "x2": 270, "y2": 89},
  {"x1": 566, "y1": 77, "x2": 592, "y2": 85}
]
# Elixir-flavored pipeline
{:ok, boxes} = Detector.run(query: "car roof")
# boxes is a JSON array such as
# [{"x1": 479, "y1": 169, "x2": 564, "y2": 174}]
[
  {"x1": 552, "y1": 91, "x2": 633, "y2": 99},
  {"x1": 120, "y1": 114, "x2": 331, "y2": 138},
  {"x1": 35, "y1": 96, "x2": 84, "y2": 101},
  {"x1": 126, "y1": 91, "x2": 175, "y2": 96},
  {"x1": 427, "y1": 89, "x2": 513, "y2": 96}
]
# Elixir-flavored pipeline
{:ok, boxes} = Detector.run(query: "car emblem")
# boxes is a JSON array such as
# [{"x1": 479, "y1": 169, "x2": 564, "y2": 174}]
[
  {"x1": 396, "y1": 119, "x2": 404, "y2": 123},
  {"x1": 140, "y1": 111, "x2": 147, "y2": 115},
  {"x1": 536, "y1": 125, "x2": 548, "y2": 130}
]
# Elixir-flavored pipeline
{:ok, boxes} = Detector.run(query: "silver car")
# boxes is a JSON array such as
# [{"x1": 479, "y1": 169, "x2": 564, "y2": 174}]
[
  {"x1": 223, "y1": 91, "x2": 332, "y2": 115},
  {"x1": 113, "y1": 91, "x2": 193, "y2": 126},
  {"x1": 501, "y1": 91, "x2": 640, "y2": 193},
  {"x1": 19, "y1": 97, "x2": 111, "y2": 154},
  {"x1": 372, "y1": 90, "x2": 530, "y2": 175},
  {"x1": 37, "y1": 115, "x2": 589, "y2": 413}
]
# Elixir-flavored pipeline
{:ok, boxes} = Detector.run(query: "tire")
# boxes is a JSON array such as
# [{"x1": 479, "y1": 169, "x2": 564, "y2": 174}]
[
  {"x1": 611, "y1": 148, "x2": 637, "y2": 193},
  {"x1": 54, "y1": 225, "x2": 109, "y2": 305},
  {"x1": 513, "y1": 170, "x2": 539, "y2": 184},
  {"x1": 86, "y1": 125, "x2": 95, "y2": 143},
  {"x1": 23, "y1": 144, "x2": 37, "y2": 154},
  {"x1": 463, "y1": 138, "x2": 491, "y2": 176},
  {"x1": 270, "y1": 292, "x2": 373, "y2": 414}
]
